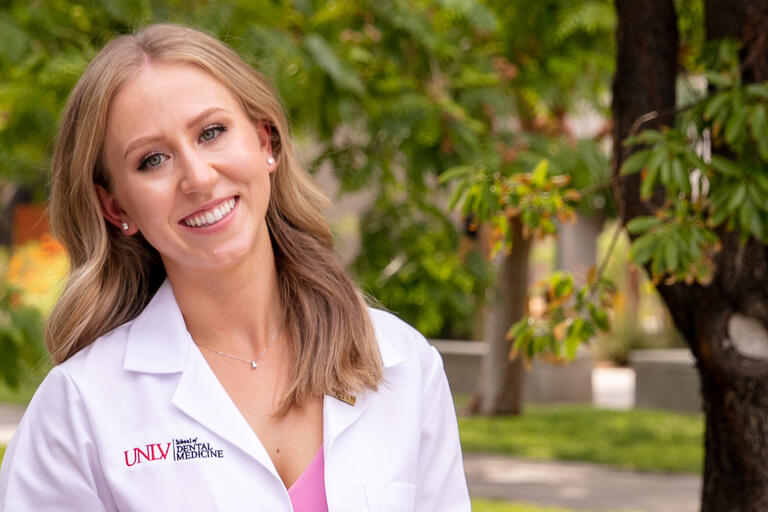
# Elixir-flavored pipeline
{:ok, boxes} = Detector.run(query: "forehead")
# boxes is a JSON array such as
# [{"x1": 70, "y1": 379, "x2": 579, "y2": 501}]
[{"x1": 106, "y1": 62, "x2": 241, "y2": 136}]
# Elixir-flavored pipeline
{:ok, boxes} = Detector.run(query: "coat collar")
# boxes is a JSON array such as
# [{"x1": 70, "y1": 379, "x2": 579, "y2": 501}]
[
  {"x1": 123, "y1": 279, "x2": 403, "y2": 374},
  {"x1": 123, "y1": 279, "x2": 191, "y2": 373}
]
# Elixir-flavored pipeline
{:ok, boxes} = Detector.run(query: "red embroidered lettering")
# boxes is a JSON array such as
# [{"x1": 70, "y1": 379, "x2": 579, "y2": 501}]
[
  {"x1": 135, "y1": 446, "x2": 152, "y2": 463},
  {"x1": 124, "y1": 450, "x2": 138, "y2": 467},
  {"x1": 156, "y1": 442, "x2": 171, "y2": 460}
]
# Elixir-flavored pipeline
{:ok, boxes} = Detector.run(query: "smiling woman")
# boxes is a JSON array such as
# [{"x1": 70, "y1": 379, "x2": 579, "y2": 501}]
[{"x1": 0, "y1": 24, "x2": 469, "y2": 512}]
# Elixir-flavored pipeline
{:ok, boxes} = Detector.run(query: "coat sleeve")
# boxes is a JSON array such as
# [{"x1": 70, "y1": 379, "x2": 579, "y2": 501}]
[
  {"x1": 415, "y1": 345, "x2": 471, "y2": 511},
  {"x1": 0, "y1": 366, "x2": 115, "y2": 511}
]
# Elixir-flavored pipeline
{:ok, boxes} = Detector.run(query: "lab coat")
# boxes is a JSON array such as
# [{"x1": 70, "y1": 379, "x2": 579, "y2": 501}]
[{"x1": 0, "y1": 280, "x2": 470, "y2": 511}]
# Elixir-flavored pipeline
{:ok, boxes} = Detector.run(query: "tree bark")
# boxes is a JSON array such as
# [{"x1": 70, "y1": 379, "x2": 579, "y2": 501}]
[
  {"x1": 466, "y1": 217, "x2": 531, "y2": 415},
  {"x1": 614, "y1": 0, "x2": 768, "y2": 510}
]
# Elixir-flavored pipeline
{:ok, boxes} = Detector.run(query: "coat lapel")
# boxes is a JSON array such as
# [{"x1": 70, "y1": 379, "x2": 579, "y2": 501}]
[
  {"x1": 123, "y1": 280, "x2": 281, "y2": 481},
  {"x1": 171, "y1": 347, "x2": 280, "y2": 479},
  {"x1": 323, "y1": 313, "x2": 404, "y2": 454}
]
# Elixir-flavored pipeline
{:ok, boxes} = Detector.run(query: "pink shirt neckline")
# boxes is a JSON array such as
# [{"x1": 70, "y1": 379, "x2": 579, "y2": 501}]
[{"x1": 287, "y1": 445, "x2": 328, "y2": 512}]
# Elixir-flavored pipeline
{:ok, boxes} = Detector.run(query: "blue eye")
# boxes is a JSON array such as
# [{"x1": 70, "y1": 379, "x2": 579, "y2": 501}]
[
  {"x1": 200, "y1": 124, "x2": 226, "y2": 142},
  {"x1": 138, "y1": 152, "x2": 166, "y2": 170}
]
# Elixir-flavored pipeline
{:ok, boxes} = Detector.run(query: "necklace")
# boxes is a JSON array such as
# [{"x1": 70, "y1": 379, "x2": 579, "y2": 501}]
[{"x1": 199, "y1": 329, "x2": 280, "y2": 369}]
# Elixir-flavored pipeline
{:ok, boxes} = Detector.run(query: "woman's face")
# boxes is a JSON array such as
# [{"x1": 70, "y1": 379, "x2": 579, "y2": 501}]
[{"x1": 99, "y1": 62, "x2": 276, "y2": 275}]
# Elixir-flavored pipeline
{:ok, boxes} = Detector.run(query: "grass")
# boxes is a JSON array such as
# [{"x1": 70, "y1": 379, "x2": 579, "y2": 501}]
[
  {"x1": 0, "y1": 445, "x2": 4, "y2": 464},
  {"x1": 458, "y1": 403, "x2": 703, "y2": 474},
  {"x1": 471, "y1": 499, "x2": 635, "y2": 512}
]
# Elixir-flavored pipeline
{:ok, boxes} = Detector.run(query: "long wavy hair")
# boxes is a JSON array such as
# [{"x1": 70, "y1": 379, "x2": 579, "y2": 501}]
[{"x1": 47, "y1": 23, "x2": 382, "y2": 412}]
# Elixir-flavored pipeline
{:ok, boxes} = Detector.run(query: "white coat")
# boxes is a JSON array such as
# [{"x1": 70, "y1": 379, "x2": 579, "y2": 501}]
[{"x1": 0, "y1": 280, "x2": 470, "y2": 511}]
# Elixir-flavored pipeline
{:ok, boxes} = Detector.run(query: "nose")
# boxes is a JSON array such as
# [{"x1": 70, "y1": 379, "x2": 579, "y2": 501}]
[{"x1": 178, "y1": 146, "x2": 218, "y2": 195}]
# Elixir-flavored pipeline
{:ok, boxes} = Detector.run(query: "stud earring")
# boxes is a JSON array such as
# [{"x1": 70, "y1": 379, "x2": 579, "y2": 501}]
[
  {"x1": 121, "y1": 222, "x2": 129, "y2": 231},
  {"x1": 267, "y1": 156, "x2": 275, "y2": 166}
]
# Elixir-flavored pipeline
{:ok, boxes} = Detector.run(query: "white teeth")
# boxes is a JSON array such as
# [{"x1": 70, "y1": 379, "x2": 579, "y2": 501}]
[{"x1": 183, "y1": 198, "x2": 236, "y2": 227}]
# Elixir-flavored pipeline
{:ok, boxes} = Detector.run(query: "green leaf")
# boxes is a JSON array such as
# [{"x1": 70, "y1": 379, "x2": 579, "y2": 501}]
[
  {"x1": 755, "y1": 173, "x2": 768, "y2": 194},
  {"x1": 448, "y1": 179, "x2": 470, "y2": 210},
  {"x1": 439, "y1": 165, "x2": 475, "y2": 184},
  {"x1": 725, "y1": 102, "x2": 748, "y2": 145},
  {"x1": 626, "y1": 216, "x2": 661, "y2": 234},
  {"x1": 671, "y1": 158, "x2": 690, "y2": 194},
  {"x1": 624, "y1": 130, "x2": 664, "y2": 146},
  {"x1": 710, "y1": 155, "x2": 743, "y2": 177},
  {"x1": 750, "y1": 105, "x2": 768, "y2": 161},
  {"x1": 640, "y1": 160, "x2": 661, "y2": 200},
  {"x1": 629, "y1": 233, "x2": 657, "y2": 266},
  {"x1": 305, "y1": 34, "x2": 364, "y2": 94},
  {"x1": 704, "y1": 70, "x2": 733, "y2": 89},
  {"x1": 727, "y1": 183, "x2": 747, "y2": 212},
  {"x1": 660, "y1": 160, "x2": 672, "y2": 186},
  {"x1": 531, "y1": 159, "x2": 549, "y2": 187},
  {"x1": 589, "y1": 304, "x2": 609, "y2": 331},
  {"x1": 703, "y1": 92, "x2": 730, "y2": 120},
  {"x1": 746, "y1": 83, "x2": 768, "y2": 100},
  {"x1": 620, "y1": 149, "x2": 651, "y2": 175},
  {"x1": 663, "y1": 239, "x2": 679, "y2": 272}
]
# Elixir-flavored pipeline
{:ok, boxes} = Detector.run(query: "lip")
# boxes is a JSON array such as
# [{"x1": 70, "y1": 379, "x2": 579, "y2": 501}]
[{"x1": 178, "y1": 195, "x2": 239, "y2": 231}]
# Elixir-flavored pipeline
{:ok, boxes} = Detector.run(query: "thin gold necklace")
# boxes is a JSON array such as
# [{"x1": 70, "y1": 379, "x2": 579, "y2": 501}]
[{"x1": 199, "y1": 329, "x2": 279, "y2": 369}]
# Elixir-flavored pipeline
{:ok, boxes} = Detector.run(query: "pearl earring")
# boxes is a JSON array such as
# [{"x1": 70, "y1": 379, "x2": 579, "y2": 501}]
[
  {"x1": 121, "y1": 222, "x2": 129, "y2": 231},
  {"x1": 267, "y1": 156, "x2": 275, "y2": 166}
]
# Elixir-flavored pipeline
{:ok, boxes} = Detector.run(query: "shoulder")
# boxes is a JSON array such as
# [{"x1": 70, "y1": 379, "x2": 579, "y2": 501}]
[
  {"x1": 368, "y1": 307, "x2": 444, "y2": 380},
  {"x1": 57, "y1": 319, "x2": 135, "y2": 384}
]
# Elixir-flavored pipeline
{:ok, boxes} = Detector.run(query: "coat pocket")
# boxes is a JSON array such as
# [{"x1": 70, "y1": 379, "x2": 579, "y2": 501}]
[{"x1": 363, "y1": 481, "x2": 416, "y2": 512}]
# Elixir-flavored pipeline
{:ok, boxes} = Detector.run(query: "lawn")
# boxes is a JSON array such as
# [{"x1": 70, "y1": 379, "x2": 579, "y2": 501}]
[
  {"x1": 458, "y1": 403, "x2": 703, "y2": 474},
  {"x1": 471, "y1": 500, "x2": 634, "y2": 512}
]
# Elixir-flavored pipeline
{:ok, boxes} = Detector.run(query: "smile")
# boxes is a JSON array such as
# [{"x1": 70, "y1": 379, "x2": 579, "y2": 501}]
[{"x1": 182, "y1": 197, "x2": 238, "y2": 227}]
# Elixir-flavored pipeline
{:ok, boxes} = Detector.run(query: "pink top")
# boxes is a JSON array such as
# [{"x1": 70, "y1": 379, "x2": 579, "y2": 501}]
[{"x1": 287, "y1": 446, "x2": 328, "y2": 512}]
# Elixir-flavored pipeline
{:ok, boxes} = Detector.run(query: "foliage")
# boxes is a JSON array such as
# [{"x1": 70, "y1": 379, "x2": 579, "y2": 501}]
[
  {"x1": 458, "y1": 404, "x2": 704, "y2": 474},
  {"x1": 620, "y1": 41, "x2": 768, "y2": 285},
  {"x1": 0, "y1": 0, "x2": 511, "y2": 338},
  {"x1": 507, "y1": 269, "x2": 614, "y2": 361},
  {"x1": 353, "y1": 192, "x2": 493, "y2": 339},
  {"x1": 0, "y1": 277, "x2": 46, "y2": 389}
]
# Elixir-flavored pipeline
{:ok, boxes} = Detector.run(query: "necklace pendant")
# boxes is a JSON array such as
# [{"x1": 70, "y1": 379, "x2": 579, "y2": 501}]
[{"x1": 251, "y1": 361, "x2": 258, "y2": 369}]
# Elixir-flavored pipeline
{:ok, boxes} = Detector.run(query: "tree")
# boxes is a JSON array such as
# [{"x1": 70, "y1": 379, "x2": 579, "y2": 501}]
[
  {"x1": 449, "y1": 0, "x2": 616, "y2": 415},
  {"x1": 613, "y1": 0, "x2": 768, "y2": 508},
  {"x1": 451, "y1": 0, "x2": 768, "y2": 508}
]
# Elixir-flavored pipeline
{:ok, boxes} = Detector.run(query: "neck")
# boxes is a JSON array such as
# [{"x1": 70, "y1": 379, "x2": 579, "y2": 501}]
[{"x1": 164, "y1": 238, "x2": 282, "y2": 355}]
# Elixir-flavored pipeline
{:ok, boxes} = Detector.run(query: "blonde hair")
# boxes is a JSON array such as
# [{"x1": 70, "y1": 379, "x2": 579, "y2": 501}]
[{"x1": 47, "y1": 23, "x2": 382, "y2": 411}]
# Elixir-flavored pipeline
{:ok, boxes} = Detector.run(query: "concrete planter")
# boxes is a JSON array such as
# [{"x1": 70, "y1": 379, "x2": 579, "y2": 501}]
[
  {"x1": 429, "y1": 339, "x2": 592, "y2": 403},
  {"x1": 630, "y1": 349, "x2": 702, "y2": 413}
]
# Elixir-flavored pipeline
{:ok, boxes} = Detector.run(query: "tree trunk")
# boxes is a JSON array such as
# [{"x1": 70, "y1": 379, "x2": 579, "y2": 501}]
[
  {"x1": 614, "y1": 1, "x2": 768, "y2": 510},
  {"x1": 466, "y1": 217, "x2": 532, "y2": 415}
]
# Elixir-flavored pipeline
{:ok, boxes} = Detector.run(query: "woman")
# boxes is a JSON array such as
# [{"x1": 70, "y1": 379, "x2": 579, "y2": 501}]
[{"x1": 0, "y1": 23, "x2": 469, "y2": 512}]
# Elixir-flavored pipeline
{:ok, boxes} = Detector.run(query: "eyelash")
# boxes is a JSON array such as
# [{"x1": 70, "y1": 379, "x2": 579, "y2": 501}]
[{"x1": 136, "y1": 123, "x2": 229, "y2": 170}]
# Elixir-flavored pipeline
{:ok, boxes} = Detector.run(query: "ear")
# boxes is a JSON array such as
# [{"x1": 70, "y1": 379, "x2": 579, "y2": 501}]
[
  {"x1": 95, "y1": 184, "x2": 138, "y2": 235},
  {"x1": 257, "y1": 121, "x2": 277, "y2": 173}
]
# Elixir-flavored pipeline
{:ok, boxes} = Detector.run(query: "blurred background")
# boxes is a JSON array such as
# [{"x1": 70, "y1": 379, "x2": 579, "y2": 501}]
[{"x1": 0, "y1": 1, "x2": 747, "y2": 511}]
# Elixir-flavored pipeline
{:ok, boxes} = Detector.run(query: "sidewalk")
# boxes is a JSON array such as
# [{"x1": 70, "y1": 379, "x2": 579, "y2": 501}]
[{"x1": 464, "y1": 452, "x2": 700, "y2": 512}]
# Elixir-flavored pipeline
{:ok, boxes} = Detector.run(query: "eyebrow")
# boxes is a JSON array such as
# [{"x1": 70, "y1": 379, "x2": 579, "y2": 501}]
[{"x1": 122, "y1": 107, "x2": 229, "y2": 159}]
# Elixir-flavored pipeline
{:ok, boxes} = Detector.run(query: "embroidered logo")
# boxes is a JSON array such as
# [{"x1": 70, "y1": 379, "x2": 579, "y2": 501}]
[{"x1": 123, "y1": 437, "x2": 224, "y2": 467}]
